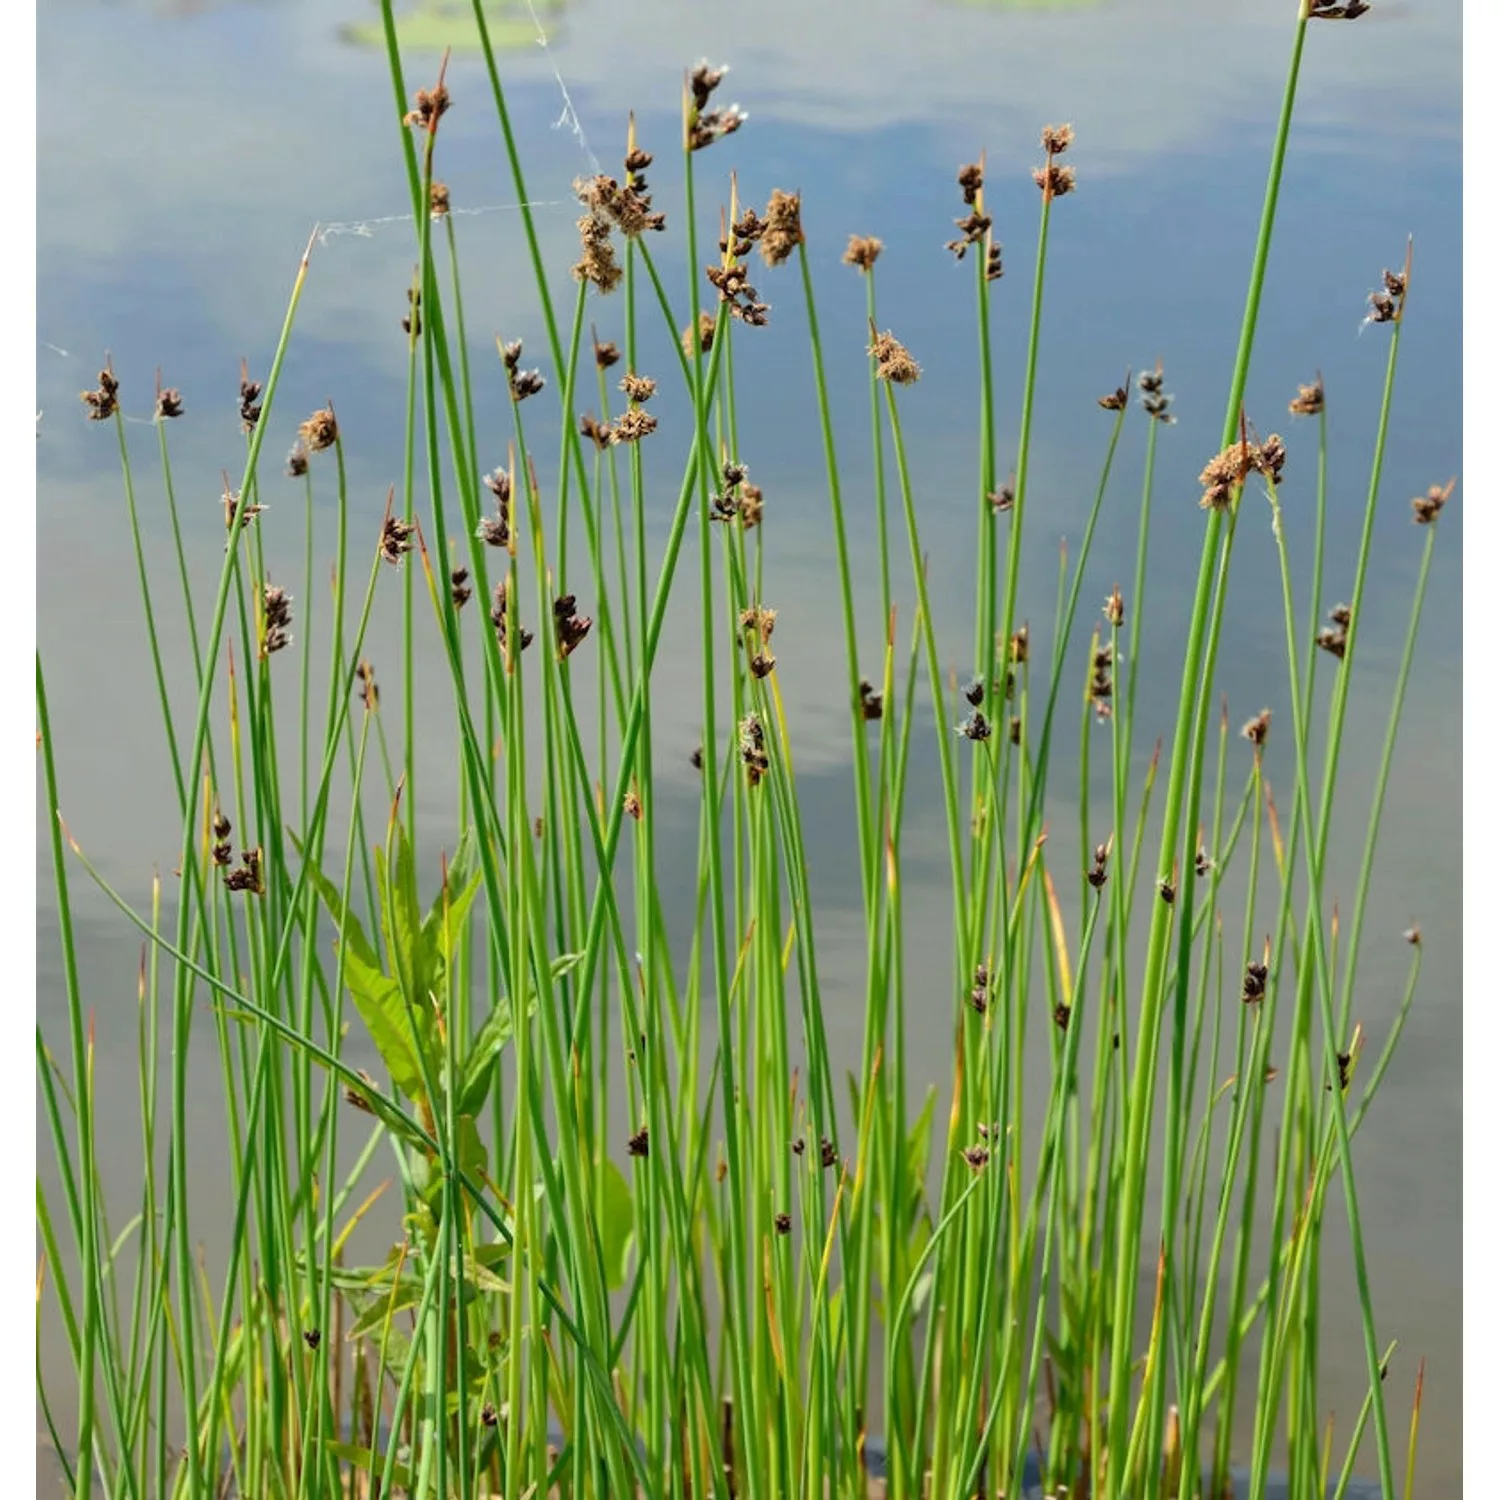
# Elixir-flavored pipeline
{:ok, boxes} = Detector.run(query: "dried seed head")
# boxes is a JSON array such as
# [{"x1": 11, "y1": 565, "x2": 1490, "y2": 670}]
[
  {"x1": 1242, "y1": 708, "x2": 1272, "y2": 748},
  {"x1": 477, "y1": 513, "x2": 510, "y2": 548},
  {"x1": 1009, "y1": 716, "x2": 1021, "y2": 744},
  {"x1": 1104, "y1": 587, "x2": 1125, "y2": 627},
  {"x1": 1053, "y1": 1001, "x2": 1072, "y2": 1031},
  {"x1": 1198, "y1": 433, "x2": 1285, "y2": 511},
  {"x1": 224, "y1": 847, "x2": 265, "y2": 896},
  {"x1": 962, "y1": 1144, "x2": 990, "y2": 1172},
  {"x1": 1098, "y1": 383, "x2": 1129, "y2": 412},
  {"x1": 739, "y1": 483, "x2": 764, "y2": 528},
  {"x1": 627, "y1": 1126, "x2": 649, "y2": 1157},
  {"x1": 1403, "y1": 924, "x2": 1422, "y2": 946},
  {"x1": 223, "y1": 483, "x2": 266, "y2": 535},
  {"x1": 1160, "y1": 878, "x2": 1176, "y2": 905},
  {"x1": 238, "y1": 362, "x2": 263, "y2": 431},
  {"x1": 80, "y1": 364, "x2": 120, "y2": 421},
  {"x1": 451, "y1": 567, "x2": 472, "y2": 611},
  {"x1": 1316, "y1": 627, "x2": 1347, "y2": 660},
  {"x1": 749, "y1": 651, "x2": 776, "y2": 679},
  {"x1": 624, "y1": 144, "x2": 653, "y2": 175},
  {"x1": 1040, "y1": 123, "x2": 1075, "y2": 156},
  {"x1": 689, "y1": 59, "x2": 729, "y2": 109},
  {"x1": 1289, "y1": 375, "x2": 1325, "y2": 417},
  {"x1": 572, "y1": 210, "x2": 623, "y2": 294},
  {"x1": 682, "y1": 311, "x2": 717, "y2": 356},
  {"x1": 510, "y1": 369, "x2": 546, "y2": 402},
  {"x1": 303, "y1": 1329, "x2": 321, "y2": 1351},
  {"x1": 155, "y1": 383, "x2": 184, "y2": 420},
  {"x1": 1087, "y1": 842, "x2": 1110, "y2": 890},
  {"x1": 868, "y1": 330, "x2": 920, "y2": 385},
  {"x1": 594, "y1": 336, "x2": 621, "y2": 369},
  {"x1": 819, "y1": 1136, "x2": 838, "y2": 1170},
  {"x1": 1241, "y1": 960, "x2": 1269, "y2": 1004},
  {"x1": 956, "y1": 161, "x2": 984, "y2": 205},
  {"x1": 773, "y1": 1211, "x2": 791, "y2": 1235},
  {"x1": 261, "y1": 583, "x2": 293, "y2": 657},
  {"x1": 403, "y1": 82, "x2": 451, "y2": 132},
  {"x1": 964, "y1": 678, "x2": 985, "y2": 707},
  {"x1": 380, "y1": 516, "x2": 416, "y2": 567},
  {"x1": 760, "y1": 190, "x2": 803, "y2": 267},
  {"x1": 429, "y1": 180, "x2": 450, "y2": 217},
  {"x1": 1412, "y1": 479, "x2": 1455, "y2": 525},
  {"x1": 988, "y1": 482, "x2": 1015, "y2": 513},
  {"x1": 957, "y1": 710, "x2": 991, "y2": 742},
  {"x1": 344, "y1": 1069, "x2": 380, "y2": 1113},
  {"x1": 623, "y1": 788, "x2": 643, "y2": 821},
  {"x1": 402, "y1": 287, "x2": 421, "y2": 337},
  {"x1": 580, "y1": 413, "x2": 613, "y2": 449},
  {"x1": 285, "y1": 441, "x2": 309, "y2": 478},
  {"x1": 620, "y1": 372, "x2": 657, "y2": 404},
  {"x1": 843, "y1": 235, "x2": 883, "y2": 272},
  {"x1": 554, "y1": 594, "x2": 593, "y2": 659},
  {"x1": 1195, "y1": 847, "x2": 1212, "y2": 878},
  {"x1": 1033, "y1": 162, "x2": 1076, "y2": 200},
  {"x1": 1010, "y1": 625, "x2": 1030, "y2": 665},
  {"x1": 299, "y1": 405, "x2": 338, "y2": 454},
  {"x1": 858, "y1": 679, "x2": 883, "y2": 721},
  {"x1": 612, "y1": 408, "x2": 658, "y2": 444}
]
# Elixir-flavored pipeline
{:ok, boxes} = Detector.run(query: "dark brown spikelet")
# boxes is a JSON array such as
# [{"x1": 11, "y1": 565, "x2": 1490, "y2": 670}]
[
  {"x1": 1104, "y1": 587, "x2": 1125, "y2": 627},
  {"x1": 429, "y1": 180, "x2": 450, "y2": 217},
  {"x1": 580, "y1": 413, "x2": 613, "y2": 450},
  {"x1": 868, "y1": 329, "x2": 920, "y2": 385},
  {"x1": 682, "y1": 311, "x2": 717, "y2": 356},
  {"x1": 155, "y1": 380, "x2": 184, "y2": 420},
  {"x1": 620, "y1": 372, "x2": 657, "y2": 403},
  {"x1": 1087, "y1": 842, "x2": 1109, "y2": 890},
  {"x1": 1289, "y1": 375, "x2": 1325, "y2": 417},
  {"x1": 222, "y1": 482, "x2": 266, "y2": 535},
  {"x1": 1198, "y1": 432, "x2": 1285, "y2": 512},
  {"x1": 510, "y1": 368, "x2": 546, "y2": 402},
  {"x1": 988, "y1": 482, "x2": 1015, "y2": 513},
  {"x1": 286, "y1": 441, "x2": 309, "y2": 478},
  {"x1": 843, "y1": 235, "x2": 883, "y2": 272},
  {"x1": 224, "y1": 847, "x2": 265, "y2": 896},
  {"x1": 380, "y1": 516, "x2": 416, "y2": 567},
  {"x1": 760, "y1": 190, "x2": 803, "y2": 267},
  {"x1": 1041, "y1": 123, "x2": 1075, "y2": 156},
  {"x1": 238, "y1": 360, "x2": 263, "y2": 431},
  {"x1": 355, "y1": 661, "x2": 379, "y2": 712},
  {"x1": 450, "y1": 568, "x2": 472, "y2": 610},
  {"x1": 946, "y1": 208, "x2": 992, "y2": 262},
  {"x1": 773, "y1": 1211, "x2": 791, "y2": 1236},
  {"x1": 739, "y1": 483, "x2": 764, "y2": 528},
  {"x1": 1241, "y1": 960, "x2": 1269, "y2": 1004},
  {"x1": 964, "y1": 678, "x2": 985, "y2": 707},
  {"x1": 303, "y1": 1329, "x2": 321, "y2": 1351},
  {"x1": 1053, "y1": 1002, "x2": 1072, "y2": 1031},
  {"x1": 594, "y1": 336, "x2": 622, "y2": 369},
  {"x1": 957, "y1": 161, "x2": 984, "y2": 205},
  {"x1": 858, "y1": 679, "x2": 884, "y2": 721},
  {"x1": 958, "y1": 710, "x2": 991, "y2": 743},
  {"x1": 554, "y1": 594, "x2": 593, "y2": 660},
  {"x1": 344, "y1": 1069, "x2": 380, "y2": 1113},
  {"x1": 1242, "y1": 708, "x2": 1272, "y2": 748},
  {"x1": 962, "y1": 1145, "x2": 990, "y2": 1172},
  {"x1": 623, "y1": 788, "x2": 643, "y2": 821},
  {"x1": 299, "y1": 405, "x2": 338, "y2": 454},
  {"x1": 80, "y1": 364, "x2": 120, "y2": 421},
  {"x1": 261, "y1": 583, "x2": 293, "y2": 657},
  {"x1": 402, "y1": 287, "x2": 422, "y2": 338},
  {"x1": 627, "y1": 1126, "x2": 650, "y2": 1158},
  {"x1": 613, "y1": 408, "x2": 658, "y2": 444},
  {"x1": 1033, "y1": 163, "x2": 1077, "y2": 200},
  {"x1": 1098, "y1": 383, "x2": 1129, "y2": 412},
  {"x1": 749, "y1": 651, "x2": 776, "y2": 679},
  {"x1": 969, "y1": 964, "x2": 990, "y2": 1015},
  {"x1": 1411, "y1": 478, "x2": 1455, "y2": 525},
  {"x1": 819, "y1": 1137, "x2": 838, "y2": 1170},
  {"x1": 573, "y1": 205, "x2": 623, "y2": 294},
  {"x1": 403, "y1": 82, "x2": 451, "y2": 133}
]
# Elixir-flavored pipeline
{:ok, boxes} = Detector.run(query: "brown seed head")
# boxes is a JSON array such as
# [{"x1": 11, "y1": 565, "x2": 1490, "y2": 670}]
[
  {"x1": 956, "y1": 161, "x2": 984, "y2": 205},
  {"x1": 612, "y1": 407, "x2": 658, "y2": 444},
  {"x1": 285, "y1": 441, "x2": 309, "y2": 478},
  {"x1": 155, "y1": 384, "x2": 184, "y2": 420},
  {"x1": 620, "y1": 372, "x2": 657, "y2": 404},
  {"x1": 1411, "y1": 478, "x2": 1455, "y2": 525},
  {"x1": 429, "y1": 180, "x2": 450, "y2": 217},
  {"x1": 1104, "y1": 587, "x2": 1125, "y2": 627},
  {"x1": 1033, "y1": 163, "x2": 1076, "y2": 200},
  {"x1": 627, "y1": 1125, "x2": 649, "y2": 1157},
  {"x1": 761, "y1": 190, "x2": 804, "y2": 267},
  {"x1": 843, "y1": 235, "x2": 883, "y2": 272},
  {"x1": 80, "y1": 365, "x2": 120, "y2": 421},
  {"x1": 593, "y1": 336, "x2": 621, "y2": 369},
  {"x1": 1041, "y1": 123, "x2": 1075, "y2": 156},
  {"x1": 299, "y1": 406, "x2": 338, "y2": 454},
  {"x1": 380, "y1": 516, "x2": 417, "y2": 567},
  {"x1": 868, "y1": 329, "x2": 920, "y2": 385},
  {"x1": 1289, "y1": 375, "x2": 1325, "y2": 417},
  {"x1": 682, "y1": 311, "x2": 717, "y2": 356},
  {"x1": 403, "y1": 82, "x2": 451, "y2": 133},
  {"x1": 1242, "y1": 708, "x2": 1272, "y2": 748},
  {"x1": 1098, "y1": 383, "x2": 1129, "y2": 412}
]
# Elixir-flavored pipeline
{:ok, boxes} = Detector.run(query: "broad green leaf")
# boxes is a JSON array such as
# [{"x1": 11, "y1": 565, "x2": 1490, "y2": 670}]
[
  {"x1": 595, "y1": 1155, "x2": 634, "y2": 1290},
  {"x1": 323, "y1": 1443, "x2": 414, "y2": 1491},
  {"x1": 346, "y1": 1282, "x2": 425, "y2": 1338},
  {"x1": 457, "y1": 998, "x2": 520, "y2": 1117},
  {"x1": 341, "y1": 942, "x2": 426, "y2": 1100},
  {"x1": 287, "y1": 831, "x2": 380, "y2": 971}
]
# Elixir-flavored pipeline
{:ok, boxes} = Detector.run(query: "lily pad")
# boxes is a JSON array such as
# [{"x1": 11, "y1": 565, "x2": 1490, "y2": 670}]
[{"x1": 341, "y1": 0, "x2": 566, "y2": 54}]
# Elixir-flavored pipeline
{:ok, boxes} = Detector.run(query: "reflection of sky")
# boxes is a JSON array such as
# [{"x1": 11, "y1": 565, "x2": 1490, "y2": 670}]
[{"x1": 38, "y1": 0, "x2": 1461, "y2": 1491}]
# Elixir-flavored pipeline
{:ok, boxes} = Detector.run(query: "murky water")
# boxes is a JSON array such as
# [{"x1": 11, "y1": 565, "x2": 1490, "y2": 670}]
[{"x1": 36, "y1": 0, "x2": 1460, "y2": 1493}]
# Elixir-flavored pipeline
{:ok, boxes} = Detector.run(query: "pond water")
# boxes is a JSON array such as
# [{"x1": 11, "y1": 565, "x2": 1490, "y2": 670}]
[{"x1": 36, "y1": 0, "x2": 1461, "y2": 1494}]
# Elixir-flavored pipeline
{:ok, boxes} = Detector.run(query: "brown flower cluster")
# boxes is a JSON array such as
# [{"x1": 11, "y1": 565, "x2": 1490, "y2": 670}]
[
  {"x1": 1198, "y1": 432, "x2": 1286, "y2": 511},
  {"x1": 80, "y1": 363, "x2": 120, "y2": 421},
  {"x1": 739, "y1": 603, "x2": 777, "y2": 679},
  {"x1": 477, "y1": 468, "x2": 513, "y2": 549},
  {"x1": 261, "y1": 582, "x2": 293, "y2": 657},
  {"x1": 491, "y1": 578, "x2": 534, "y2": 655},
  {"x1": 707, "y1": 204, "x2": 774, "y2": 325},
  {"x1": 1412, "y1": 478, "x2": 1455, "y2": 525},
  {"x1": 380, "y1": 514, "x2": 416, "y2": 567},
  {"x1": 554, "y1": 594, "x2": 593, "y2": 660},
  {"x1": 868, "y1": 329, "x2": 920, "y2": 385},
  {"x1": 1242, "y1": 708, "x2": 1272, "y2": 748},
  {"x1": 1033, "y1": 123, "x2": 1077, "y2": 201},
  {"x1": 1139, "y1": 365, "x2": 1173, "y2": 424},
  {"x1": 946, "y1": 159, "x2": 1000, "y2": 278},
  {"x1": 403, "y1": 80, "x2": 451, "y2": 134},
  {"x1": 1317, "y1": 603, "x2": 1352, "y2": 659},
  {"x1": 1366, "y1": 266, "x2": 1407, "y2": 326},
  {"x1": 1289, "y1": 375, "x2": 1325, "y2": 417},
  {"x1": 739, "y1": 713, "x2": 769, "y2": 787},
  {"x1": 710, "y1": 460, "x2": 763, "y2": 529},
  {"x1": 155, "y1": 375, "x2": 183, "y2": 420},
  {"x1": 759, "y1": 189, "x2": 804, "y2": 268},
  {"x1": 686, "y1": 60, "x2": 746, "y2": 152},
  {"x1": 299, "y1": 405, "x2": 338, "y2": 453},
  {"x1": 239, "y1": 361, "x2": 263, "y2": 431},
  {"x1": 843, "y1": 235, "x2": 883, "y2": 273},
  {"x1": 501, "y1": 339, "x2": 545, "y2": 402},
  {"x1": 1089, "y1": 643, "x2": 1114, "y2": 720}
]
